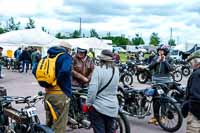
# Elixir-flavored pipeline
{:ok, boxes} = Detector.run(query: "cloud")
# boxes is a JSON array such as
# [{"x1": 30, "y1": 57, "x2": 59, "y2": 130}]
[{"x1": 0, "y1": 0, "x2": 200, "y2": 43}]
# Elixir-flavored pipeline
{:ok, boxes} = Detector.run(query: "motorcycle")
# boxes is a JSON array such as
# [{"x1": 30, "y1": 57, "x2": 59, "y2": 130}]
[
  {"x1": 117, "y1": 84, "x2": 183, "y2": 132},
  {"x1": 119, "y1": 63, "x2": 133, "y2": 86},
  {"x1": 136, "y1": 65, "x2": 151, "y2": 84},
  {"x1": 68, "y1": 89, "x2": 131, "y2": 133}
]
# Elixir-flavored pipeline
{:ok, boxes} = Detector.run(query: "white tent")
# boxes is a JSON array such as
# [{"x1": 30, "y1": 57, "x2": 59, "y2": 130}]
[
  {"x1": 0, "y1": 29, "x2": 59, "y2": 56},
  {"x1": 61, "y1": 37, "x2": 112, "y2": 50},
  {"x1": 0, "y1": 29, "x2": 58, "y2": 46}
]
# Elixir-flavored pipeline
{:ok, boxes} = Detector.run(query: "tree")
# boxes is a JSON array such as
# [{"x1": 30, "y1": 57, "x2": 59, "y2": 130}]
[
  {"x1": 41, "y1": 27, "x2": 50, "y2": 34},
  {"x1": 150, "y1": 32, "x2": 160, "y2": 46},
  {"x1": 102, "y1": 36, "x2": 131, "y2": 46},
  {"x1": 90, "y1": 29, "x2": 99, "y2": 38},
  {"x1": 132, "y1": 34, "x2": 145, "y2": 45},
  {"x1": 6, "y1": 17, "x2": 21, "y2": 31},
  {"x1": 55, "y1": 32, "x2": 68, "y2": 39},
  {"x1": 0, "y1": 23, "x2": 5, "y2": 34},
  {"x1": 168, "y1": 39, "x2": 176, "y2": 46},
  {"x1": 70, "y1": 30, "x2": 80, "y2": 38},
  {"x1": 25, "y1": 18, "x2": 35, "y2": 29}
]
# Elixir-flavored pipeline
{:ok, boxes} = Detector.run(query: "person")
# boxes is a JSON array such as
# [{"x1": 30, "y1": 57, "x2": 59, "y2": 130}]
[
  {"x1": 183, "y1": 50, "x2": 200, "y2": 133},
  {"x1": 113, "y1": 51, "x2": 120, "y2": 64},
  {"x1": 72, "y1": 47, "x2": 94, "y2": 90},
  {"x1": 32, "y1": 42, "x2": 72, "y2": 133},
  {"x1": 0, "y1": 47, "x2": 3, "y2": 79},
  {"x1": 147, "y1": 44, "x2": 173, "y2": 125},
  {"x1": 14, "y1": 47, "x2": 22, "y2": 60},
  {"x1": 20, "y1": 47, "x2": 31, "y2": 73},
  {"x1": 86, "y1": 49, "x2": 119, "y2": 133},
  {"x1": 87, "y1": 48, "x2": 95, "y2": 62},
  {"x1": 31, "y1": 48, "x2": 39, "y2": 70},
  {"x1": 147, "y1": 50, "x2": 156, "y2": 64}
]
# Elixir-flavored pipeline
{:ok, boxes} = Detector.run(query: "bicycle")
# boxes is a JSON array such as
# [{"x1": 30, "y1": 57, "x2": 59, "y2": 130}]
[{"x1": 0, "y1": 93, "x2": 54, "y2": 133}]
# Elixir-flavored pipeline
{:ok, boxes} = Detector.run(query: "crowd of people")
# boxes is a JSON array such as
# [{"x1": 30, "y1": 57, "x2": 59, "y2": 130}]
[{"x1": 1, "y1": 42, "x2": 200, "y2": 133}]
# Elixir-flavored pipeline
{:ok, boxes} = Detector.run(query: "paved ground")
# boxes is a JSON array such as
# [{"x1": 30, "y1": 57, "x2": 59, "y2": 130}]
[{"x1": 0, "y1": 69, "x2": 188, "y2": 133}]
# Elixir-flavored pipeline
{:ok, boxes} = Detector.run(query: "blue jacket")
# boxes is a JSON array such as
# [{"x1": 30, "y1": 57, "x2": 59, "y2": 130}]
[{"x1": 33, "y1": 46, "x2": 72, "y2": 97}]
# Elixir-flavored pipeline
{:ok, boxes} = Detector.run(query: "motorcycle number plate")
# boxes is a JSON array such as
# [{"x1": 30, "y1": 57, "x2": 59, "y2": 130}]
[
  {"x1": 157, "y1": 89, "x2": 164, "y2": 95},
  {"x1": 26, "y1": 107, "x2": 37, "y2": 117}
]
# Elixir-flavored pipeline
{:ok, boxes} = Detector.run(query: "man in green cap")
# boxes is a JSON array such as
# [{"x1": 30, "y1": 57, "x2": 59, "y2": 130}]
[{"x1": 184, "y1": 50, "x2": 200, "y2": 133}]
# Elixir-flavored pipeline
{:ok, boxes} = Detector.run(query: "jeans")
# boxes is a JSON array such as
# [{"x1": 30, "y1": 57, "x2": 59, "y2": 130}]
[
  {"x1": 22, "y1": 60, "x2": 30, "y2": 72},
  {"x1": 89, "y1": 108, "x2": 116, "y2": 133}
]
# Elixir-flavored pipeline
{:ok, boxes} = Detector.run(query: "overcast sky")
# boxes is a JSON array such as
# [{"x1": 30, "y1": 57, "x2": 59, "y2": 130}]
[{"x1": 0, "y1": 0, "x2": 200, "y2": 44}]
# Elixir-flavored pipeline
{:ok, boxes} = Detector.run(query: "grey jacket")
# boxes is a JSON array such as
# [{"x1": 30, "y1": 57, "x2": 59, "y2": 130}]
[{"x1": 86, "y1": 65, "x2": 119, "y2": 118}]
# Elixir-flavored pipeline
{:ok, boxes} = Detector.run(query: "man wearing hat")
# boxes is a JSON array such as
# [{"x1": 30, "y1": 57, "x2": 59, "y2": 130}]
[
  {"x1": 87, "y1": 49, "x2": 119, "y2": 133},
  {"x1": 32, "y1": 42, "x2": 72, "y2": 133},
  {"x1": 0, "y1": 47, "x2": 3, "y2": 79},
  {"x1": 184, "y1": 50, "x2": 200, "y2": 133}
]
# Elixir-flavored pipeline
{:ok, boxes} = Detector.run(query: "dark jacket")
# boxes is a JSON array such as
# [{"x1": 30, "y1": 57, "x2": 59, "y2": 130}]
[
  {"x1": 33, "y1": 46, "x2": 72, "y2": 97},
  {"x1": 20, "y1": 50, "x2": 31, "y2": 61},
  {"x1": 148, "y1": 56, "x2": 173, "y2": 77},
  {"x1": 186, "y1": 68, "x2": 200, "y2": 119}
]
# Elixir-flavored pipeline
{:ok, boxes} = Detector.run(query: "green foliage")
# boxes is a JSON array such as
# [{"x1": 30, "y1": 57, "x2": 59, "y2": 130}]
[
  {"x1": 6, "y1": 17, "x2": 21, "y2": 31},
  {"x1": 132, "y1": 34, "x2": 145, "y2": 45},
  {"x1": 90, "y1": 29, "x2": 99, "y2": 38},
  {"x1": 25, "y1": 18, "x2": 35, "y2": 29},
  {"x1": 168, "y1": 39, "x2": 176, "y2": 46},
  {"x1": 70, "y1": 30, "x2": 80, "y2": 38},
  {"x1": 102, "y1": 36, "x2": 131, "y2": 46},
  {"x1": 150, "y1": 32, "x2": 160, "y2": 46},
  {"x1": 55, "y1": 32, "x2": 69, "y2": 39}
]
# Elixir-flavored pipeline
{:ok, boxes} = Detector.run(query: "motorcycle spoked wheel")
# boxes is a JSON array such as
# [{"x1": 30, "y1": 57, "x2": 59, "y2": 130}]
[
  {"x1": 114, "y1": 113, "x2": 130, "y2": 133},
  {"x1": 121, "y1": 74, "x2": 133, "y2": 86},
  {"x1": 181, "y1": 67, "x2": 190, "y2": 77},
  {"x1": 172, "y1": 71, "x2": 183, "y2": 82},
  {"x1": 137, "y1": 72, "x2": 148, "y2": 84},
  {"x1": 156, "y1": 98, "x2": 183, "y2": 132}
]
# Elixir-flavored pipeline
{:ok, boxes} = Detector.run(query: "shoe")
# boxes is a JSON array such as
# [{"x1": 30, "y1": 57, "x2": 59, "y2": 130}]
[
  {"x1": 148, "y1": 117, "x2": 158, "y2": 125},
  {"x1": 0, "y1": 76, "x2": 3, "y2": 79}
]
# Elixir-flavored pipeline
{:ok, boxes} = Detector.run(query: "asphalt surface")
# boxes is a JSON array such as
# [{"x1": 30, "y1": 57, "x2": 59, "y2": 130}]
[{"x1": 0, "y1": 69, "x2": 188, "y2": 133}]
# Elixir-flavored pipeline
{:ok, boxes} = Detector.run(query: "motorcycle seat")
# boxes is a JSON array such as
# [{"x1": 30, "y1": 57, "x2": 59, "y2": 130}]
[{"x1": 123, "y1": 88, "x2": 146, "y2": 95}]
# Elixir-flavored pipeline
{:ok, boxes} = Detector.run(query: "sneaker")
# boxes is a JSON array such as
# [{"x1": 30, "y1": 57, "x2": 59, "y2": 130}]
[{"x1": 148, "y1": 117, "x2": 158, "y2": 125}]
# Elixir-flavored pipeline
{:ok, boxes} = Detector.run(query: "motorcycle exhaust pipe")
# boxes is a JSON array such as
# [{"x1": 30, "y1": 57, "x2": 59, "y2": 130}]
[
  {"x1": 81, "y1": 119, "x2": 91, "y2": 128},
  {"x1": 68, "y1": 117, "x2": 78, "y2": 125}
]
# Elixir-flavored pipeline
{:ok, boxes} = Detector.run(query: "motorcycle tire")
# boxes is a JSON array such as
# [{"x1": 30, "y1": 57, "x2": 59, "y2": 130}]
[
  {"x1": 115, "y1": 112, "x2": 130, "y2": 133},
  {"x1": 120, "y1": 73, "x2": 133, "y2": 86},
  {"x1": 181, "y1": 67, "x2": 190, "y2": 77},
  {"x1": 172, "y1": 71, "x2": 183, "y2": 82},
  {"x1": 156, "y1": 97, "x2": 183, "y2": 132},
  {"x1": 6, "y1": 65, "x2": 10, "y2": 70},
  {"x1": 137, "y1": 72, "x2": 148, "y2": 84}
]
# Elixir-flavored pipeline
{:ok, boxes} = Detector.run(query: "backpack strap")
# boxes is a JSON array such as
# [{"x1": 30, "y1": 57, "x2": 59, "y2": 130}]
[{"x1": 96, "y1": 67, "x2": 115, "y2": 96}]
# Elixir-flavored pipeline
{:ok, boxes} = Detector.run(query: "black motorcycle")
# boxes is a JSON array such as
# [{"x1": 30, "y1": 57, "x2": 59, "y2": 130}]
[
  {"x1": 117, "y1": 84, "x2": 183, "y2": 132},
  {"x1": 119, "y1": 63, "x2": 133, "y2": 86},
  {"x1": 136, "y1": 65, "x2": 151, "y2": 84},
  {"x1": 68, "y1": 89, "x2": 131, "y2": 133}
]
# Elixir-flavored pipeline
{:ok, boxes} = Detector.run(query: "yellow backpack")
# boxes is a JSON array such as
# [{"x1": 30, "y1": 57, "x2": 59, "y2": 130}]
[{"x1": 36, "y1": 53, "x2": 64, "y2": 88}]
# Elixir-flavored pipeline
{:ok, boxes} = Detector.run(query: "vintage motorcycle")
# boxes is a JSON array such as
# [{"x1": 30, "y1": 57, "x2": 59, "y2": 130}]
[
  {"x1": 68, "y1": 89, "x2": 131, "y2": 133},
  {"x1": 119, "y1": 63, "x2": 133, "y2": 86},
  {"x1": 117, "y1": 84, "x2": 183, "y2": 132}
]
